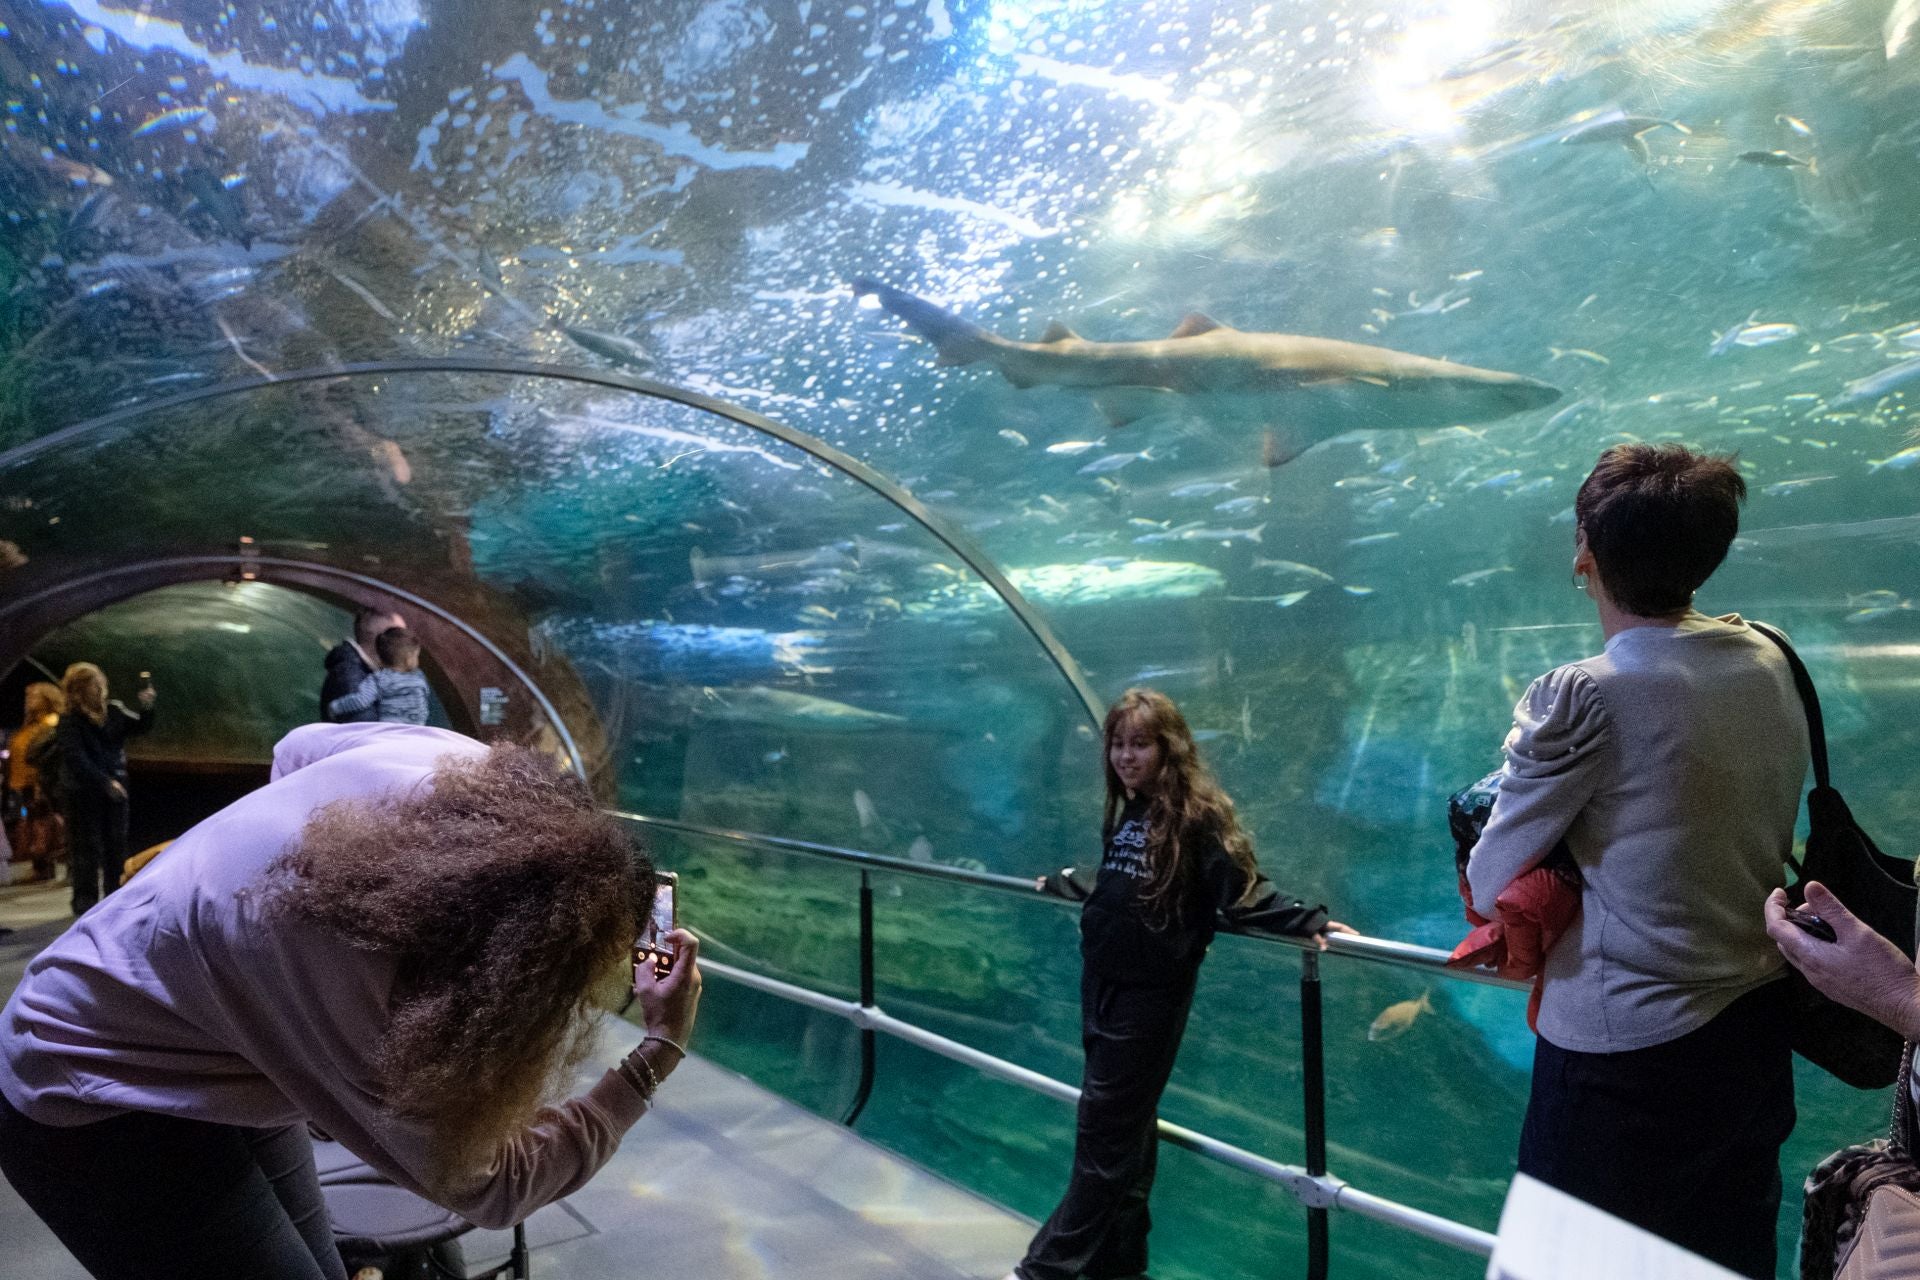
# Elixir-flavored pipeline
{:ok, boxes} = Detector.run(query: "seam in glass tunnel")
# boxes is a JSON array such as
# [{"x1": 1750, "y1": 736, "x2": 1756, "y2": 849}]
[
  {"x1": 0, "y1": 555, "x2": 585, "y2": 776},
  {"x1": 0, "y1": 358, "x2": 1107, "y2": 729}
]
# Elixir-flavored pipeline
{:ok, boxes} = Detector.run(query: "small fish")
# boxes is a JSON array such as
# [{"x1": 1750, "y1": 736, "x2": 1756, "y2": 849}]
[
  {"x1": 563, "y1": 325, "x2": 653, "y2": 372},
  {"x1": 1168, "y1": 480, "x2": 1239, "y2": 499},
  {"x1": 1869, "y1": 446, "x2": 1920, "y2": 473},
  {"x1": 1213, "y1": 495, "x2": 1266, "y2": 516},
  {"x1": 1549, "y1": 346, "x2": 1610, "y2": 365},
  {"x1": 907, "y1": 836, "x2": 934, "y2": 863},
  {"x1": 1761, "y1": 476, "x2": 1834, "y2": 496},
  {"x1": 132, "y1": 106, "x2": 211, "y2": 137},
  {"x1": 1239, "y1": 695, "x2": 1253, "y2": 744},
  {"x1": 1046, "y1": 439, "x2": 1106, "y2": 456},
  {"x1": 181, "y1": 166, "x2": 251, "y2": 249},
  {"x1": 798, "y1": 605, "x2": 838, "y2": 624},
  {"x1": 1177, "y1": 523, "x2": 1265, "y2": 544},
  {"x1": 1079, "y1": 448, "x2": 1154, "y2": 476},
  {"x1": 764, "y1": 748, "x2": 788, "y2": 763},
  {"x1": 998, "y1": 428, "x2": 1030, "y2": 447},
  {"x1": 1253, "y1": 558, "x2": 1336, "y2": 582},
  {"x1": 1711, "y1": 313, "x2": 1801, "y2": 356},
  {"x1": 1776, "y1": 114, "x2": 1814, "y2": 137},
  {"x1": 1346, "y1": 532, "x2": 1401, "y2": 546},
  {"x1": 1839, "y1": 359, "x2": 1920, "y2": 406},
  {"x1": 1542, "y1": 397, "x2": 1597, "y2": 432},
  {"x1": 854, "y1": 789, "x2": 880, "y2": 829},
  {"x1": 1275, "y1": 590, "x2": 1311, "y2": 607},
  {"x1": 41, "y1": 153, "x2": 112, "y2": 187},
  {"x1": 1342, "y1": 585, "x2": 1376, "y2": 597},
  {"x1": 1368, "y1": 990, "x2": 1434, "y2": 1042},
  {"x1": 1737, "y1": 150, "x2": 1816, "y2": 173},
  {"x1": 1473, "y1": 470, "x2": 1524, "y2": 491},
  {"x1": 1847, "y1": 602, "x2": 1913, "y2": 623},
  {"x1": 1450, "y1": 566, "x2": 1514, "y2": 587}
]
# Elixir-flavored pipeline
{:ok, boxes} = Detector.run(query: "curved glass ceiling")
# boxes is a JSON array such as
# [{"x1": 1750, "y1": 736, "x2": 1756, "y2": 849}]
[{"x1": 3, "y1": 5, "x2": 1919, "y2": 1277}]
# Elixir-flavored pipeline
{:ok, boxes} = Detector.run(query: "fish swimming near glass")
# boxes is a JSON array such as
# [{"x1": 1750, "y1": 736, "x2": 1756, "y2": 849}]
[{"x1": 852, "y1": 279, "x2": 1561, "y2": 467}]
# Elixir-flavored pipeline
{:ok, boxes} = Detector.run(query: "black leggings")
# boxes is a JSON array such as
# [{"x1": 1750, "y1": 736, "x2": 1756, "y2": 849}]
[
  {"x1": 0, "y1": 1092, "x2": 347, "y2": 1280},
  {"x1": 63, "y1": 790, "x2": 128, "y2": 916}
]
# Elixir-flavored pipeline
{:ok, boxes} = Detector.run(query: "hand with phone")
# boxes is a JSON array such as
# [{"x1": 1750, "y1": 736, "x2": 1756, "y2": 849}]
[
  {"x1": 1765, "y1": 882, "x2": 1920, "y2": 1041},
  {"x1": 629, "y1": 873, "x2": 700, "y2": 1083}
]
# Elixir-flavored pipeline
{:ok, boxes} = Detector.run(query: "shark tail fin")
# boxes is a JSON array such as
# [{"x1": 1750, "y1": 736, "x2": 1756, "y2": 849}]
[{"x1": 852, "y1": 277, "x2": 1000, "y2": 368}]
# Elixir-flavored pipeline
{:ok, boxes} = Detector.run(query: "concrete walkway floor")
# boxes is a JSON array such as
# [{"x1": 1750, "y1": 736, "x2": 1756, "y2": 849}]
[{"x1": 0, "y1": 877, "x2": 1033, "y2": 1279}]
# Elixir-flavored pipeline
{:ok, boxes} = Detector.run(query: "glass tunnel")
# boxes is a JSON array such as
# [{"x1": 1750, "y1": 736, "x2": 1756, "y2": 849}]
[{"x1": 1, "y1": 1, "x2": 1918, "y2": 1277}]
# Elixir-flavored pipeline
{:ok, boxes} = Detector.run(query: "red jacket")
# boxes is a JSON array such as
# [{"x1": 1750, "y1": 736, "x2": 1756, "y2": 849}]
[{"x1": 1447, "y1": 863, "x2": 1580, "y2": 1030}]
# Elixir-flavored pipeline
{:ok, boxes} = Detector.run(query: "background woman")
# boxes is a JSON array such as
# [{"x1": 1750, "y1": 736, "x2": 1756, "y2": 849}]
[
  {"x1": 1465, "y1": 443, "x2": 1807, "y2": 1278},
  {"x1": 0, "y1": 722, "x2": 701, "y2": 1280},
  {"x1": 5, "y1": 681, "x2": 65, "y2": 883},
  {"x1": 1008, "y1": 688, "x2": 1346, "y2": 1280},
  {"x1": 53, "y1": 662, "x2": 154, "y2": 915}
]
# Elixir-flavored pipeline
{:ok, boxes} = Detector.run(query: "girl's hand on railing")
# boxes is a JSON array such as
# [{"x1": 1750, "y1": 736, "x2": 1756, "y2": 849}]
[{"x1": 1313, "y1": 920, "x2": 1359, "y2": 951}]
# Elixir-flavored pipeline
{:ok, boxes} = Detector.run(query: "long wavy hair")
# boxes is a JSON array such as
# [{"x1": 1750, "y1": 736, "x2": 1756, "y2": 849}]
[
  {"x1": 257, "y1": 745, "x2": 653, "y2": 1180},
  {"x1": 23, "y1": 681, "x2": 64, "y2": 723},
  {"x1": 1102, "y1": 688, "x2": 1259, "y2": 928},
  {"x1": 61, "y1": 663, "x2": 107, "y2": 726}
]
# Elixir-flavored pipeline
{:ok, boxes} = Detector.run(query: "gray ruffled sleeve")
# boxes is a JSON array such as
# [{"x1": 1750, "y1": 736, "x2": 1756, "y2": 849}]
[{"x1": 1466, "y1": 665, "x2": 1613, "y2": 916}]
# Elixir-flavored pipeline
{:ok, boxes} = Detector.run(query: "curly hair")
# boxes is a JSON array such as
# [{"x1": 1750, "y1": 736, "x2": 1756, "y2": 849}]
[
  {"x1": 1102, "y1": 688, "x2": 1260, "y2": 929},
  {"x1": 258, "y1": 745, "x2": 652, "y2": 1179}
]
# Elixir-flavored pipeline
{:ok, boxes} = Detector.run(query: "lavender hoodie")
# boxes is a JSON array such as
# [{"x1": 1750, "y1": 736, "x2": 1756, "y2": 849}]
[{"x1": 0, "y1": 722, "x2": 647, "y2": 1230}]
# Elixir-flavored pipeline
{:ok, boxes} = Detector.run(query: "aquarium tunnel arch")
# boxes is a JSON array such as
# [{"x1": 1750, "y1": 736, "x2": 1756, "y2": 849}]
[{"x1": 4, "y1": 1, "x2": 1920, "y2": 1277}]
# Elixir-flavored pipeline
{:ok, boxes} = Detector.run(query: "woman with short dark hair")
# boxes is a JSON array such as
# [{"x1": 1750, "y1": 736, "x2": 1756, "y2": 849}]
[
  {"x1": 0, "y1": 723, "x2": 701, "y2": 1280},
  {"x1": 1465, "y1": 443, "x2": 1808, "y2": 1278}
]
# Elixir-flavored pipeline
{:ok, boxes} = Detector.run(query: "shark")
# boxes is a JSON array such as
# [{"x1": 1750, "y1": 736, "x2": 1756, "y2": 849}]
[{"x1": 852, "y1": 279, "x2": 1561, "y2": 466}]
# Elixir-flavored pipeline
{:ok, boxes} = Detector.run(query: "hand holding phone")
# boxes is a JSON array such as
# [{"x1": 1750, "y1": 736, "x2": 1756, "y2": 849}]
[
  {"x1": 1783, "y1": 905, "x2": 1837, "y2": 943},
  {"x1": 634, "y1": 872, "x2": 679, "y2": 980}
]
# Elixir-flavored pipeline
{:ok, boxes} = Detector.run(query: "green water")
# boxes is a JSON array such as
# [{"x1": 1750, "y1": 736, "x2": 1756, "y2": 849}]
[{"x1": 2, "y1": 1, "x2": 1920, "y2": 1276}]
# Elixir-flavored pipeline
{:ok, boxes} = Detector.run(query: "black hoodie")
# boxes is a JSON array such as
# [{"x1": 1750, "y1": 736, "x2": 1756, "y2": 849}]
[{"x1": 1047, "y1": 795, "x2": 1329, "y2": 986}]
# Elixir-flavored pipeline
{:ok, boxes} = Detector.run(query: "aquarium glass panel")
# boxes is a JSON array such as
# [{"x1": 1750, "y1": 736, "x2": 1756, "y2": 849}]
[{"x1": 3, "y1": 3, "x2": 1920, "y2": 1278}]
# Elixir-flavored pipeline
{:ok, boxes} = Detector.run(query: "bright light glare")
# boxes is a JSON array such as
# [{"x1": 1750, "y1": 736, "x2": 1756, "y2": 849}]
[{"x1": 1368, "y1": 0, "x2": 1507, "y2": 140}]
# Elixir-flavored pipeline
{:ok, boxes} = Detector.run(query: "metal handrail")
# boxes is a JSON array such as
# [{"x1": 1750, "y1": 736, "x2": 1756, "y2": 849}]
[
  {"x1": 617, "y1": 808, "x2": 1523, "y2": 1274},
  {"x1": 610, "y1": 810, "x2": 1527, "y2": 992}
]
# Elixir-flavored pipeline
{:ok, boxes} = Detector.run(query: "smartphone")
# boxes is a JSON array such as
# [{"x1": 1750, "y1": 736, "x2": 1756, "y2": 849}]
[
  {"x1": 1783, "y1": 905, "x2": 1837, "y2": 943},
  {"x1": 635, "y1": 871, "x2": 679, "y2": 981}
]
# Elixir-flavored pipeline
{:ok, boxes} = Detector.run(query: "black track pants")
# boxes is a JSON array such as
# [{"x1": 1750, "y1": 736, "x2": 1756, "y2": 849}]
[
  {"x1": 1019, "y1": 969, "x2": 1197, "y2": 1280},
  {"x1": 1517, "y1": 980, "x2": 1796, "y2": 1280},
  {"x1": 63, "y1": 790, "x2": 128, "y2": 916}
]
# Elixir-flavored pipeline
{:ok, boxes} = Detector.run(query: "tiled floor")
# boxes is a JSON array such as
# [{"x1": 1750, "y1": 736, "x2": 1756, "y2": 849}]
[{"x1": 0, "y1": 877, "x2": 1033, "y2": 1279}]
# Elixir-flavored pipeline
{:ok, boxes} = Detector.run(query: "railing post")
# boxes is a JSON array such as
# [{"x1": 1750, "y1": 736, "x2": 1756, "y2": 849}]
[
  {"x1": 1302, "y1": 947, "x2": 1329, "y2": 1280},
  {"x1": 841, "y1": 869, "x2": 878, "y2": 1125}
]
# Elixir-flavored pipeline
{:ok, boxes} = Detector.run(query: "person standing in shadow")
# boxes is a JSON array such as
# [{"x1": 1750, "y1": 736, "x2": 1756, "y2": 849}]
[
  {"x1": 321, "y1": 606, "x2": 406, "y2": 724},
  {"x1": 55, "y1": 663, "x2": 155, "y2": 916}
]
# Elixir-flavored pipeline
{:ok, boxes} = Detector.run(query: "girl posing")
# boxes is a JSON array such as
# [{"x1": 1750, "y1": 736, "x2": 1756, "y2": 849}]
[{"x1": 1010, "y1": 688, "x2": 1349, "y2": 1280}]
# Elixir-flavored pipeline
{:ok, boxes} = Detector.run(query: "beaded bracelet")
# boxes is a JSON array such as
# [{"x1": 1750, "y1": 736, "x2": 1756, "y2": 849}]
[{"x1": 618, "y1": 1047, "x2": 660, "y2": 1100}]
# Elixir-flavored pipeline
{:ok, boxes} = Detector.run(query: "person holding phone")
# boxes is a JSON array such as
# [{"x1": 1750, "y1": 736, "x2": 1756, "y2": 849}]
[
  {"x1": 1010, "y1": 688, "x2": 1347, "y2": 1280},
  {"x1": 53, "y1": 662, "x2": 155, "y2": 916},
  {"x1": 0, "y1": 722, "x2": 701, "y2": 1280}
]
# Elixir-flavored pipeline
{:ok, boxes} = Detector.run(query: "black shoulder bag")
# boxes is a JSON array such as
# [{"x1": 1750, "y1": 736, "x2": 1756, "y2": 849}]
[{"x1": 1752, "y1": 621, "x2": 1918, "y2": 1090}]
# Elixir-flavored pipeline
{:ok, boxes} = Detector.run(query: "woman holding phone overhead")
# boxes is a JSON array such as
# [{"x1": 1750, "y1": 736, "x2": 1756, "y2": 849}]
[
  {"x1": 1007, "y1": 688, "x2": 1348, "y2": 1280},
  {"x1": 0, "y1": 722, "x2": 701, "y2": 1280}
]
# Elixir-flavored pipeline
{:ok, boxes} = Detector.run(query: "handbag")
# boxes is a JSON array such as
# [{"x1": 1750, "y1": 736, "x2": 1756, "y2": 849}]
[
  {"x1": 1803, "y1": 1043, "x2": 1920, "y2": 1280},
  {"x1": 1751, "y1": 622, "x2": 1919, "y2": 1090}
]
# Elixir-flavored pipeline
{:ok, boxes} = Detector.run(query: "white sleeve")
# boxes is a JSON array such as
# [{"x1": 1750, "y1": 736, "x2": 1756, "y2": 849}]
[{"x1": 1466, "y1": 666, "x2": 1613, "y2": 916}]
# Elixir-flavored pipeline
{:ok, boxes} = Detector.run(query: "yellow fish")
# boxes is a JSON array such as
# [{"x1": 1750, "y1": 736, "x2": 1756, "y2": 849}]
[{"x1": 1368, "y1": 990, "x2": 1434, "y2": 1042}]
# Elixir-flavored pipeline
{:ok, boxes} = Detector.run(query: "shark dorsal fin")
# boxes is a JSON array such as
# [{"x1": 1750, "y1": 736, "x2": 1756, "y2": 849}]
[
  {"x1": 1039, "y1": 321, "x2": 1081, "y2": 344},
  {"x1": 1169, "y1": 312, "x2": 1226, "y2": 339}
]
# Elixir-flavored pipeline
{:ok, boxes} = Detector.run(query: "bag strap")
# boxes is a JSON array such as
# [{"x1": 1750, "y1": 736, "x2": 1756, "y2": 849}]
[
  {"x1": 1749, "y1": 620, "x2": 1831, "y2": 790},
  {"x1": 1894, "y1": 1041, "x2": 1916, "y2": 1156}
]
